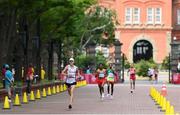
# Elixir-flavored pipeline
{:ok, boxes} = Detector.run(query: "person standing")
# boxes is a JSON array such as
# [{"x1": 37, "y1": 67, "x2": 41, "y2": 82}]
[
  {"x1": 106, "y1": 63, "x2": 115, "y2": 99},
  {"x1": 128, "y1": 64, "x2": 136, "y2": 93},
  {"x1": 41, "y1": 65, "x2": 45, "y2": 80},
  {"x1": 154, "y1": 67, "x2": 159, "y2": 84},
  {"x1": 5, "y1": 64, "x2": 14, "y2": 102},
  {"x1": 2, "y1": 64, "x2": 6, "y2": 88},
  {"x1": 177, "y1": 58, "x2": 180, "y2": 73},
  {"x1": 96, "y1": 63, "x2": 106, "y2": 100},
  {"x1": 26, "y1": 64, "x2": 34, "y2": 94},
  {"x1": 62, "y1": 58, "x2": 79, "y2": 109}
]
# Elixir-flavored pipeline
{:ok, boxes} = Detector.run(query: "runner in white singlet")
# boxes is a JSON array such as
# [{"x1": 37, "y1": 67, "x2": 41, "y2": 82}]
[{"x1": 62, "y1": 58, "x2": 79, "y2": 109}]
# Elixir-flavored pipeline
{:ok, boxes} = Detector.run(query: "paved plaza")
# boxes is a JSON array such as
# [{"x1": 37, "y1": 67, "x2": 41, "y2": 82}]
[{"x1": 0, "y1": 72, "x2": 180, "y2": 114}]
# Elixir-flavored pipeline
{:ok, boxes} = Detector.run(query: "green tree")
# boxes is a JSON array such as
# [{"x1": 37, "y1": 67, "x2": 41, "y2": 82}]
[{"x1": 161, "y1": 56, "x2": 169, "y2": 70}]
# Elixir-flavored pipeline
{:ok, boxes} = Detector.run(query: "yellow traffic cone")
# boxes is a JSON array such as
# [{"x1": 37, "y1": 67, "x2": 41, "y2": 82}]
[
  {"x1": 56, "y1": 85, "x2": 60, "y2": 93},
  {"x1": 82, "y1": 80, "x2": 85, "y2": 86},
  {"x1": 47, "y1": 87, "x2": 51, "y2": 96},
  {"x1": 80, "y1": 81, "x2": 82, "y2": 87},
  {"x1": 63, "y1": 84, "x2": 67, "y2": 91},
  {"x1": 3, "y1": 96, "x2": 10, "y2": 109},
  {"x1": 14, "y1": 94, "x2": 21, "y2": 106},
  {"x1": 60, "y1": 85, "x2": 64, "y2": 92},
  {"x1": 42, "y1": 88, "x2": 47, "y2": 98},
  {"x1": 36, "y1": 89, "x2": 41, "y2": 99},
  {"x1": 169, "y1": 106, "x2": 175, "y2": 115},
  {"x1": 22, "y1": 92, "x2": 28, "y2": 104},
  {"x1": 30, "y1": 91, "x2": 35, "y2": 101},
  {"x1": 157, "y1": 93, "x2": 161, "y2": 105},
  {"x1": 159, "y1": 95, "x2": 163, "y2": 108},
  {"x1": 161, "y1": 97, "x2": 166, "y2": 112},
  {"x1": 52, "y1": 86, "x2": 56, "y2": 94},
  {"x1": 165, "y1": 101, "x2": 170, "y2": 115},
  {"x1": 85, "y1": 80, "x2": 87, "y2": 85}
]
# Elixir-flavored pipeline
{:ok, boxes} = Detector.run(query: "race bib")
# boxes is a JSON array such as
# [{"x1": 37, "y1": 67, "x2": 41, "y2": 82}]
[
  {"x1": 66, "y1": 78, "x2": 75, "y2": 83},
  {"x1": 108, "y1": 73, "x2": 114, "y2": 78},
  {"x1": 99, "y1": 73, "x2": 105, "y2": 78},
  {"x1": 68, "y1": 73, "x2": 75, "y2": 78}
]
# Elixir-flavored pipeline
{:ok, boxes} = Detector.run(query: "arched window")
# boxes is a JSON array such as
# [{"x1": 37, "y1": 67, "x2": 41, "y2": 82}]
[{"x1": 133, "y1": 40, "x2": 153, "y2": 63}]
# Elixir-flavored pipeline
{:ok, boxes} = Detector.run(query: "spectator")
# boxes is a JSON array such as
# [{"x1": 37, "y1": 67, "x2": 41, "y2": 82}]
[
  {"x1": 11, "y1": 65, "x2": 15, "y2": 77},
  {"x1": 2, "y1": 64, "x2": 6, "y2": 88},
  {"x1": 148, "y1": 68, "x2": 154, "y2": 82},
  {"x1": 5, "y1": 64, "x2": 14, "y2": 102},
  {"x1": 26, "y1": 64, "x2": 34, "y2": 94},
  {"x1": 41, "y1": 65, "x2": 45, "y2": 80},
  {"x1": 177, "y1": 58, "x2": 180, "y2": 73},
  {"x1": 86, "y1": 66, "x2": 91, "y2": 74}
]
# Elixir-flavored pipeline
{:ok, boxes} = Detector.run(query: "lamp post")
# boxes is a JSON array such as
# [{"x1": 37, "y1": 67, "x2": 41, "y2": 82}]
[
  {"x1": 170, "y1": 36, "x2": 180, "y2": 83},
  {"x1": 20, "y1": 20, "x2": 29, "y2": 82},
  {"x1": 114, "y1": 39, "x2": 123, "y2": 83},
  {"x1": 86, "y1": 41, "x2": 96, "y2": 72}
]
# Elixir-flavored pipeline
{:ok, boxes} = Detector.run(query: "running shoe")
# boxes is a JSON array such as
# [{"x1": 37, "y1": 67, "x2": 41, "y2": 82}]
[
  {"x1": 101, "y1": 93, "x2": 105, "y2": 100},
  {"x1": 130, "y1": 90, "x2": 133, "y2": 93},
  {"x1": 68, "y1": 104, "x2": 72, "y2": 109}
]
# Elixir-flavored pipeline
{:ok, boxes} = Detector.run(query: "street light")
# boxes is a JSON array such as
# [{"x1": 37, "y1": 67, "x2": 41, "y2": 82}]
[
  {"x1": 86, "y1": 41, "x2": 96, "y2": 72},
  {"x1": 170, "y1": 36, "x2": 180, "y2": 83},
  {"x1": 114, "y1": 39, "x2": 123, "y2": 82}
]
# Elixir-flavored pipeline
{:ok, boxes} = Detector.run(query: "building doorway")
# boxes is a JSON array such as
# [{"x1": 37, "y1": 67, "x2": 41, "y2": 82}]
[{"x1": 133, "y1": 40, "x2": 153, "y2": 63}]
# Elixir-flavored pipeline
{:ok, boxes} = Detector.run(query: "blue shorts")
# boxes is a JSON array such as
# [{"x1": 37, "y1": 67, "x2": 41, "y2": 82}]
[{"x1": 5, "y1": 84, "x2": 11, "y2": 93}]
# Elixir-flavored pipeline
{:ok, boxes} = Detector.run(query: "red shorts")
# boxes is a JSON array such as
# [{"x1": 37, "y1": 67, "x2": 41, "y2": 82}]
[
  {"x1": 96, "y1": 77, "x2": 106, "y2": 85},
  {"x1": 130, "y1": 74, "x2": 136, "y2": 80}
]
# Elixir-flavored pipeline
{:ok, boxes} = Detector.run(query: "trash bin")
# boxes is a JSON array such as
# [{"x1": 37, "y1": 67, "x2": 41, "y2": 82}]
[{"x1": 172, "y1": 73, "x2": 180, "y2": 84}]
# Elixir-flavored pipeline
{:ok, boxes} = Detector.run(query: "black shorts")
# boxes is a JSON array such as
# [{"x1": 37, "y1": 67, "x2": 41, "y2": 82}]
[{"x1": 65, "y1": 82, "x2": 77, "y2": 88}]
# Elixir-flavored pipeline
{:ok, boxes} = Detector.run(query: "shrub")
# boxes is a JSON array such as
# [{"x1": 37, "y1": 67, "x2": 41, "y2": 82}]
[
  {"x1": 75, "y1": 52, "x2": 107, "y2": 72},
  {"x1": 161, "y1": 56, "x2": 169, "y2": 70},
  {"x1": 134, "y1": 59, "x2": 157, "y2": 77}
]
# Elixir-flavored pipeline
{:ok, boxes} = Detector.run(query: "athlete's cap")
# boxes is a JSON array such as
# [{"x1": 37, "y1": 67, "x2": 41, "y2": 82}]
[{"x1": 69, "y1": 58, "x2": 74, "y2": 62}]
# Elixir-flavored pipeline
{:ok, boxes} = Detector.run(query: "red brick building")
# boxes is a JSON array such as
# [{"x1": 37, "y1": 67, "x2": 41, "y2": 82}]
[
  {"x1": 98, "y1": 0, "x2": 180, "y2": 64},
  {"x1": 172, "y1": 0, "x2": 180, "y2": 41}
]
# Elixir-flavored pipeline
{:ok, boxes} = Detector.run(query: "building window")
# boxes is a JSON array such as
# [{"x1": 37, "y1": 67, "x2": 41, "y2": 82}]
[
  {"x1": 177, "y1": 9, "x2": 180, "y2": 25},
  {"x1": 95, "y1": 46, "x2": 109, "y2": 58},
  {"x1": 125, "y1": 7, "x2": 140, "y2": 24},
  {"x1": 133, "y1": 8, "x2": 140, "y2": 24},
  {"x1": 125, "y1": 8, "x2": 132, "y2": 24},
  {"x1": 147, "y1": 8, "x2": 153, "y2": 24},
  {"x1": 147, "y1": 7, "x2": 162, "y2": 24},
  {"x1": 155, "y1": 8, "x2": 161, "y2": 24}
]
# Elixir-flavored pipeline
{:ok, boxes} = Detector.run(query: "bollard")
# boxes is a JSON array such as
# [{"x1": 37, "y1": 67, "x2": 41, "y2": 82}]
[
  {"x1": 47, "y1": 87, "x2": 51, "y2": 96},
  {"x1": 36, "y1": 89, "x2": 41, "y2": 99},
  {"x1": 52, "y1": 86, "x2": 56, "y2": 94},
  {"x1": 42, "y1": 88, "x2": 47, "y2": 98},
  {"x1": 56, "y1": 85, "x2": 60, "y2": 93},
  {"x1": 161, "y1": 97, "x2": 166, "y2": 112},
  {"x1": 22, "y1": 92, "x2": 28, "y2": 104},
  {"x1": 30, "y1": 91, "x2": 35, "y2": 101},
  {"x1": 3, "y1": 96, "x2": 10, "y2": 109},
  {"x1": 14, "y1": 94, "x2": 21, "y2": 106}
]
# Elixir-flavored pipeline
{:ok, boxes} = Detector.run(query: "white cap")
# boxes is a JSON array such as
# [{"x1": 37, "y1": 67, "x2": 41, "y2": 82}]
[{"x1": 69, "y1": 58, "x2": 74, "y2": 61}]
